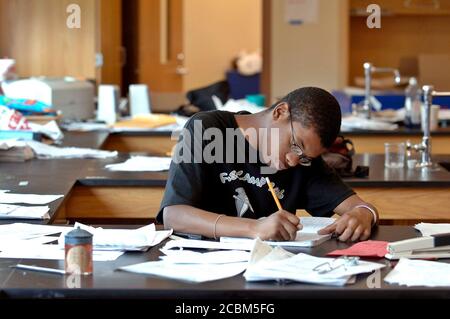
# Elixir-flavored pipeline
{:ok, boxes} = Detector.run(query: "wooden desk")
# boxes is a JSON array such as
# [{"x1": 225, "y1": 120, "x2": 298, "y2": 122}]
[
  {"x1": 348, "y1": 154, "x2": 450, "y2": 224},
  {"x1": 1, "y1": 131, "x2": 450, "y2": 225},
  {"x1": 102, "y1": 131, "x2": 178, "y2": 156},
  {"x1": 101, "y1": 128, "x2": 450, "y2": 155},
  {"x1": 0, "y1": 226, "x2": 448, "y2": 302}
]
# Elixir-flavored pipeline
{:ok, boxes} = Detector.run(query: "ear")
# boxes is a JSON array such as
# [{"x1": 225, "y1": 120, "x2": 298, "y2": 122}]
[{"x1": 272, "y1": 102, "x2": 290, "y2": 121}]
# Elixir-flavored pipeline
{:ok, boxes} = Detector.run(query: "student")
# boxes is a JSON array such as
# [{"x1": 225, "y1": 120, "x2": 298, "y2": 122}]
[{"x1": 158, "y1": 87, "x2": 378, "y2": 242}]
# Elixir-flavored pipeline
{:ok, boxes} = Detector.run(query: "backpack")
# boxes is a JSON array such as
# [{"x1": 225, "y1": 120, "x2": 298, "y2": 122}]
[{"x1": 322, "y1": 136, "x2": 355, "y2": 177}]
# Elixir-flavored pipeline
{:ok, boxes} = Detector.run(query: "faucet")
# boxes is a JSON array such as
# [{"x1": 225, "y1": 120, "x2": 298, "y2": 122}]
[
  {"x1": 358, "y1": 62, "x2": 401, "y2": 119},
  {"x1": 406, "y1": 85, "x2": 450, "y2": 168}
]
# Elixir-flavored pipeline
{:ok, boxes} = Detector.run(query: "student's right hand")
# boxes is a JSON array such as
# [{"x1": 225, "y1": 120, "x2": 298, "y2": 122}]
[{"x1": 252, "y1": 210, "x2": 301, "y2": 241}]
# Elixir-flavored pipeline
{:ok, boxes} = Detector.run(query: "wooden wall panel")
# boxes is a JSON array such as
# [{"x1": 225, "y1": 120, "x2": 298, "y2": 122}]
[{"x1": 0, "y1": 0, "x2": 97, "y2": 79}]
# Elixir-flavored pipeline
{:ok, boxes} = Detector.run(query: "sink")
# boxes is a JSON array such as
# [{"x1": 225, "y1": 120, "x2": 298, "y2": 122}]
[{"x1": 439, "y1": 162, "x2": 450, "y2": 172}]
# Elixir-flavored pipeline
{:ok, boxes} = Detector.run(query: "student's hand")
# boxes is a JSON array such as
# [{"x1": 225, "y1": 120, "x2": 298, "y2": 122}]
[
  {"x1": 252, "y1": 210, "x2": 301, "y2": 241},
  {"x1": 318, "y1": 208, "x2": 373, "y2": 242}
]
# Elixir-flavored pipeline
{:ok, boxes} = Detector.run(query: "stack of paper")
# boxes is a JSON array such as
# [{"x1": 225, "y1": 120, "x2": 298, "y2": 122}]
[
  {"x1": 0, "y1": 191, "x2": 63, "y2": 219},
  {"x1": 221, "y1": 217, "x2": 335, "y2": 248},
  {"x1": 384, "y1": 258, "x2": 450, "y2": 287},
  {"x1": 415, "y1": 222, "x2": 450, "y2": 236},
  {"x1": 341, "y1": 115, "x2": 398, "y2": 131},
  {"x1": 105, "y1": 156, "x2": 171, "y2": 172},
  {"x1": 244, "y1": 239, "x2": 385, "y2": 286},
  {"x1": 0, "y1": 190, "x2": 63, "y2": 204},
  {"x1": 25, "y1": 141, "x2": 118, "y2": 159},
  {"x1": 0, "y1": 203, "x2": 50, "y2": 219},
  {"x1": 382, "y1": 223, "x2": 450, "y2": 259},
  {"x1": 1, "y1": 140, "x2": 117, "y2": 159},
  {"x1": 58, "y1": 223, "x2": 172, "y2": 251}
]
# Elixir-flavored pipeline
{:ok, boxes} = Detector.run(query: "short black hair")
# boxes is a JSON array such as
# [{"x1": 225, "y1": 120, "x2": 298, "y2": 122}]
[{"x1": 272, "y1": 87, "x2": 341, "y2": 148}]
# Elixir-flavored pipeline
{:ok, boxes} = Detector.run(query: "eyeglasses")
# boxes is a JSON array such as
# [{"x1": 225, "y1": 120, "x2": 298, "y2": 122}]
[
  {"x1": 313, "y1": 256, "x2": 360, "y2": 274},
  {"x1": 289, "y1": 111, "x2": 313, "y2": 166}
]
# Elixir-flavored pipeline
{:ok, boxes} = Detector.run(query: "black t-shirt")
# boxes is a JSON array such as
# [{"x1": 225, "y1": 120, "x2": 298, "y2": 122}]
[{"x1": 157, "y1": 110, "x2": 355, "y2": 223}]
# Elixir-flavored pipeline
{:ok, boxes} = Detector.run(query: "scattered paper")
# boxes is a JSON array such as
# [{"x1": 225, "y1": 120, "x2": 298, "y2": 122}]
[
  {"x1": 415, "y1": 222, "x2": 450, "y2": 236},
  {"x1": 327, "y1": 241, "x2": 389, "y2": 258},
  {"x1": 25, "y1": 140, "x2": 117, "y2": 159},
  {"x1": 0, "y1": 223, "x2": 70, "y2": 241},
  {"x1": 0, "y1": 191, "x2": 63, "y2": 204},
  {"x1": 28, "y1": 120, "x2": 64, "y2": 141},
  {"x1": 244, "y1": 239, "x2": 385, "y2": 286},
  {"x1": 162, "y1": 238, "x2": 254, "y2": 251},
  {"x1": 105, "y1": 156, "x2": 171, "y2": 172},
  {"x1": 119, "y1": 260, "x2": 247, "y2": 283},
  {"x1": 0, "y1": 245, "x2": 123, "y2": 261},
  {"x1": 341, "y1": 115, "x2": 398, "y2": 131},
  {"x1": 0, "y1": 203, "x2": 50, "y2": 219},
  {"x1": 384, "y1": 258, "x2": 450, "y2": 287},
  {"x1": 159, "y1": 249, "x2": 251, "y2": 264},
  {"x1": 58, "y1": 223, "x2": 172, "y2": 251},
  {"x1": 0, "y1": 236, "x2": 58, "y2": 251},
  {"x1": 0, "y1": 139, "x2": 19, "y2": 150}
]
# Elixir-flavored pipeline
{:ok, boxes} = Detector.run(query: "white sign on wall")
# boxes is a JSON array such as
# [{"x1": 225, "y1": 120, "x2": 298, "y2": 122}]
[{"x1": 285, "y1": 0, "x2": 319, "y2": 25}]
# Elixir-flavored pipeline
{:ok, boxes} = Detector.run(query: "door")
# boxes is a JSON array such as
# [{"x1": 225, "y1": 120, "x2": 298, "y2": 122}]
[{"x1": 123, "y1": 0, "x2": 186, "y2": 112}]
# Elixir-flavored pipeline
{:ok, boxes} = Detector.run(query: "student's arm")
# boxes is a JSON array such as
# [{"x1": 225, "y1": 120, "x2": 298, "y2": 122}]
[
  {"x1": 163, "y1": 205, "x2": 300, "y2": 241},
  {"x1": 318, "y1": 194, "x2": 378, "y2": 242}
]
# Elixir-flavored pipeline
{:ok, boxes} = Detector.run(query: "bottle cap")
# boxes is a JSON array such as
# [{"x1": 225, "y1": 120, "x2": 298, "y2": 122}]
[
  {"x1": 409, "y1": 77, "x2": 417, "y2": 85},
  {"x1": 65, "y1": 227, "x2": 93, "y2": 245}
]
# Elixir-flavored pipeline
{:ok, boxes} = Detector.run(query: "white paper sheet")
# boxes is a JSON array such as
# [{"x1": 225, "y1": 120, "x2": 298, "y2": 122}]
[
  {"x1": 415, "y1": 222, "x2": 450, "y2": 236},
  {"x1": 0, "y1": 191, "x2": 63, "y2": 205},
  {"x1": 384, "y1": 258, "x2": 450, "y2": 287},
  {"x1": 0, "y1": 203, "x2": 50, "y2": 219},
  {"x1": 25, "y1": 140, "x2": 118, "y2": 159},
  {"x1": 159, "y1": 249, "x2": 251, "y2": 264},
  {"x1": 58, "y1": 223, "x2": 172, "y2": 251},
  {"x1": 0, "y1": 245, "x2": 123, "y2": 261},
  {"x1": 105, "y1": 156, "x2": 172, "y2": 171},
  {"x1": 119, "y1": 260, "x2": 247, "y2": 283},
  {"x1": 0, "y1": 223, "x2": 70, "y2": 241},
  {"x1": 0, "y1": 236, "x2": 58, "y2": 251}
]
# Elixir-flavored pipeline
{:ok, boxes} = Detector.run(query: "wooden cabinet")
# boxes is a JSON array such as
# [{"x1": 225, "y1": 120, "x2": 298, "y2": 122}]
[{"x1": 349, "y1": 0, "x2": 450, "y2": 87}]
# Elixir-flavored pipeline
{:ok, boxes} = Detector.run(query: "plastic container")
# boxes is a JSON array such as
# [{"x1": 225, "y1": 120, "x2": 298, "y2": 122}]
[
  {"x1": 404, "y1": 77, "x2": 422, "y2": 129},
  {"x1": 65, "y1": 227, "x2": 93, "y2": 275}
]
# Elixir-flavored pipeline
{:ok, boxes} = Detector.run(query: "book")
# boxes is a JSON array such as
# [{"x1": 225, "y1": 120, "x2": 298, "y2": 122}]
[{"x1": 220, "y1": 217, "x2": 335, "y2": 248}]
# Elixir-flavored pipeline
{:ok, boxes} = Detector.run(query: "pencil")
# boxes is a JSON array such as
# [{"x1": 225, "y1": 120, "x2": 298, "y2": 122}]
[{"x1": 265, "y1": 177, "x2": 283, "y2": 211}]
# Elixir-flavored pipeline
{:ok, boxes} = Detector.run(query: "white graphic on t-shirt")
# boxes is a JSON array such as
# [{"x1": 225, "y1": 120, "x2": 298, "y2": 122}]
[
  {"x1": 233, "y1": 187, "x2": 254, "y2": 217},
  {"x1": 219, "y1": 170, "x2": 285, "y2": 199}
]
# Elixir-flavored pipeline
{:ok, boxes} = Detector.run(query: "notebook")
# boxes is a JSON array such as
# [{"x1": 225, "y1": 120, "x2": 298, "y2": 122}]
[{"x1": 220, "y1": 217, "x2": 335, "y2": 248}]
